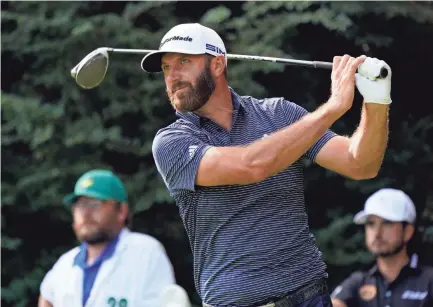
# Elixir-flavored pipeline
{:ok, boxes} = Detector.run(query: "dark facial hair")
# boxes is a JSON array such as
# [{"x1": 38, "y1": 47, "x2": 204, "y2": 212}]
[
  {"x1": 78, "y1": 229, "x2": 113, "y2": 245},
  {"x1": 166, "y1": 60, "x2": 216, "y2": 113},
  {"x1": 374, "y1": 234, "x2": 407, "y2": 258}
]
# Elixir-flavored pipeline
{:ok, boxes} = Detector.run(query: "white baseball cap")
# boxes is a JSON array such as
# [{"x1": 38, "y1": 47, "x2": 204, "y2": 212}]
[
  {"x1": 141, "y1": 23, "x2": 227, "y2": 73},
  {"x1": 354, "y1": 188, "x2": 416, "y2": 224}
]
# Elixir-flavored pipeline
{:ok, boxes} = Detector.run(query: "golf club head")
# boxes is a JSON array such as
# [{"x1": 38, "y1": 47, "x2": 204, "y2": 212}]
[
  {"x1": 71, "y1": 48, "x2": 109, "y2": 89},
  {"x1": 158, "y1": 284, "x2": 191, "y2": 307}
]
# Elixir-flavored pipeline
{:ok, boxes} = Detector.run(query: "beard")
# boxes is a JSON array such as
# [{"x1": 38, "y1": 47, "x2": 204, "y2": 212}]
[
  {"x1": 370, "y1": 238, "x2": 406, "y2": 258},
  {"x1": 75, "y1": 224, "x2": 114, "y2": 245},
  {"x1": 79, "y1": 230, "x2": 112, "y2": 245},
  {"x1": 166, "y1": 62, "x2": 216, "y2": 113}
]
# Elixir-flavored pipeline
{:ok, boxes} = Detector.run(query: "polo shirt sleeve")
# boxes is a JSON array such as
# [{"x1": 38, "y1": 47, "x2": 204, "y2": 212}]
[
  {"x1": 152, "y1": 127, "x2": 212, "y2": 195},
  {"x1": 40, "y1": 268, "x2": 55, "y2": 303},
  {"x1": 281, "y1": 100, "x2": 337, "y2": 162},
  {"x1": 331, "y1": 271, "x2": 364, "y2": 306}
]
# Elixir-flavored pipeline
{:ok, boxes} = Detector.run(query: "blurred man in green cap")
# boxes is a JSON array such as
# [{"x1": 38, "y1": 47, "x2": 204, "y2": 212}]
[
  {"x1": 38, "y1": 169, "x2": 187, "y2": 307},
  {"x1": 62, "y1": 169, "x2": 131, "y2": 245}
]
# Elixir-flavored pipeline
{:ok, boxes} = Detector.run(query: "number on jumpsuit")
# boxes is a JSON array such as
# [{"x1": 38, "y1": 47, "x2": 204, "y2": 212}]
[{"x1": 107, "y1": 297, "x2": 128, "y2": 307}]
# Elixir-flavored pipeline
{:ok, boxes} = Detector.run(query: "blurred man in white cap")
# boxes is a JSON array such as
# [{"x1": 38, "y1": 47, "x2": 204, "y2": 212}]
[{"x1": 332, "y1": 188, "x2": 433, "y2": 307}]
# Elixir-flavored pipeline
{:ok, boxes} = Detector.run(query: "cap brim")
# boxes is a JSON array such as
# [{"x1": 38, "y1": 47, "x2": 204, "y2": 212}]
[
  {"x1": 353, "y1": 211, "x2": 368, "y2": 224},
  {"x1": 353, "y1": 210, "x2": 412, "y2": 224},
  {"x1": 141, "y1": 51, "x2": 166, "y2": 73},
  {"x1": 141, "y1": 48, "x2": 206, "y2": 73},
  {"x1": 62, "y1": 191, "x2": 110, "y2": 205},
  {"x1": 63, "y1": 193, "x2": 78, "y2": 205}
]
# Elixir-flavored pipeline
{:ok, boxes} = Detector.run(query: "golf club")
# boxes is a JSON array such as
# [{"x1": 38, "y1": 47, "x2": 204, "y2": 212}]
[{"x1": 70, "y1": 47, "x2": 389, "y2": 89}]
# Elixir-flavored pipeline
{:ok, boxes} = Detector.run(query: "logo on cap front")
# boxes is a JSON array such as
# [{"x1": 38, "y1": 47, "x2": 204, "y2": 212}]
[
  {"x1": 160, "y1": 36, "x2": 193, "y2": 48},
  {"x1": 80, "y1": 178, "x2": 93, "y2": 188}
]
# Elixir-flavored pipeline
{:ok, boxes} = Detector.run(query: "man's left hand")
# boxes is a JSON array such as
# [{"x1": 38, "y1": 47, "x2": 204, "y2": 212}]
[{"x1": 355, "y1": 57, "x2": 392, "y2": 105}]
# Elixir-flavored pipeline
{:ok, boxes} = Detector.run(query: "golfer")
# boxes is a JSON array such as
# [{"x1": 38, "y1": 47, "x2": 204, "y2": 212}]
[
  {"x1": 142, "y1": 23, "x2": 391, "y2": 307},
  {"x1": 38, "y1": 169, "x2": 177, "y2": 307}
]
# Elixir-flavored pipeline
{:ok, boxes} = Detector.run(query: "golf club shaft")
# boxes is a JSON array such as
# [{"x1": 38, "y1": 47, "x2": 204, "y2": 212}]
[
  {"x1": 105, "y1": 47, "x2": 388, "y2": 77},
  {"x1": 105, "y1": 47, "x2": 332, "y2": 69}
]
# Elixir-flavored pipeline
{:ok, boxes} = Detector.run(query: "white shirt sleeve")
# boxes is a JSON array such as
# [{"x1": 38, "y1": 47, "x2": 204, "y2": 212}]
[
  {"x1": 139, "y1": 241, "x2": 176, "y2": 306},
  {"x1": 39, "y1": 248, "x2": 78, "y2": 305},
  {"x1": 40, "y1": 268, "x2": 55, "y2": 303}
]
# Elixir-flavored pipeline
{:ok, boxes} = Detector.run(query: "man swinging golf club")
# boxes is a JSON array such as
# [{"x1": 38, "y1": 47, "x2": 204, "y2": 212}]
[{"x1": 143, "y1": 23, "x2": 392, "y2": 307}]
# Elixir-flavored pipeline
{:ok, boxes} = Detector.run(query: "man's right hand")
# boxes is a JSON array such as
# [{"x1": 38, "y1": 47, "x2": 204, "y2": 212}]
[
  {"x1": 327, "y1": 54, "x2": 367, "y2": 117},
  {"x1": 38, "y1": 296, "x2": 53, "y2": 307},
  {"x1": 331, "y1": 298, "x2": 348, "y2": 307}
]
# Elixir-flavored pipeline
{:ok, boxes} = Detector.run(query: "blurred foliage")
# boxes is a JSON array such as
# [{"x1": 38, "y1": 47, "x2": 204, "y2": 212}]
[{"x1": 1, "y1": 1, "x2": 433, "y2": 306}]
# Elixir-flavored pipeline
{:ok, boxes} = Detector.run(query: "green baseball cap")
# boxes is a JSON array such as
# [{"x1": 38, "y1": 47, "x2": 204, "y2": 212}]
[{"x1": 63, "y1": 169, "x2": 127, "y2": 205}]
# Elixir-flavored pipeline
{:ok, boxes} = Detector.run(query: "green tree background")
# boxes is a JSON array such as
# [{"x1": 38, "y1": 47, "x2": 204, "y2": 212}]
[{"x1": 2, "y1": 1, "x2": 433, "y2": 306}]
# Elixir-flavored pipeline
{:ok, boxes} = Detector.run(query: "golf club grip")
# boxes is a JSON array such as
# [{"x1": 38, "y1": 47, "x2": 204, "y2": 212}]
[
  {"x1": 313, "y1": 61, "x2": 333, "y2": 69},
  {"x1": 314, "y1": 61, "x2": 389, "y2": 78},
  {"x1": 379, "y1": 67, "x2": 389, "y2": 78}
]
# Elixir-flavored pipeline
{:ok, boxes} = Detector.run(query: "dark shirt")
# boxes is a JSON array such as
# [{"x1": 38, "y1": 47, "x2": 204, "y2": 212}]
[{"x1": 331, "y1": 258, "x2": 433, "y2": 307}]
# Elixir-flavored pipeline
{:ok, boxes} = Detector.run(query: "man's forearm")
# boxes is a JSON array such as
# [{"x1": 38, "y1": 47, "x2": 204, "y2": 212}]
[
  {"x1": 348, "y1": 103, "x2": 389, "y2": 176},
  {"x1": 242, "y1": 103, "x2": 340, "y2": 180}
]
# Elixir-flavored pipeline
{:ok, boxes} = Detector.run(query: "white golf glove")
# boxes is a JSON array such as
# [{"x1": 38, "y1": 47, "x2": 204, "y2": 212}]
[{"x1": 355, "y1": 57, "x2": 392, "y2": 105}]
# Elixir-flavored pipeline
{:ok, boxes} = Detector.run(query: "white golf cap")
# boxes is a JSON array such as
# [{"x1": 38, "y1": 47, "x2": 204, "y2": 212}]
[
  {"x1": 141, "y1": 23, "x2": 227, "y2": 73},
  {"x1": 354, "y1": 188, "x2": 416, "y2": 225}
]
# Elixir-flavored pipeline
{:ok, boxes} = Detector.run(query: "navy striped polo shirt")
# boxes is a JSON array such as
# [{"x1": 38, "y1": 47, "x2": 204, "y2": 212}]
[{"x1": 152, "y1": 88, "x2": 337, "y2": 306}]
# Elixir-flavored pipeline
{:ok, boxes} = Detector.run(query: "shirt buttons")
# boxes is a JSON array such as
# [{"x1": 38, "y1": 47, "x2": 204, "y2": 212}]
[{"x1": 385, "y1": 290, "x2": 392, "y2": 297}]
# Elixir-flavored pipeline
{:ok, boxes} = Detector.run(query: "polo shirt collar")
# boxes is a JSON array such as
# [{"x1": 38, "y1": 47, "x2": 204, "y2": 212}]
[
  {"x1": 368, "y1": 255, "x2": 420, "y2": 278},
  {"x1": 73, "y1": 229, "x2": 123, "y2": 269}
]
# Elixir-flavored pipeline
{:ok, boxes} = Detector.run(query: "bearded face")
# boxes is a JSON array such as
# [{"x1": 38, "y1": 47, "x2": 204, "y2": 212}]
[
  {"x1": 165, "y1": 57, "x2": 216, "y2": 113},
  {"x1": 365, "y1": 216, "x2": 410, "y2": 258},
  {"x1": 72, "y1": 197, "x2": 123, "y2": 245}
]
